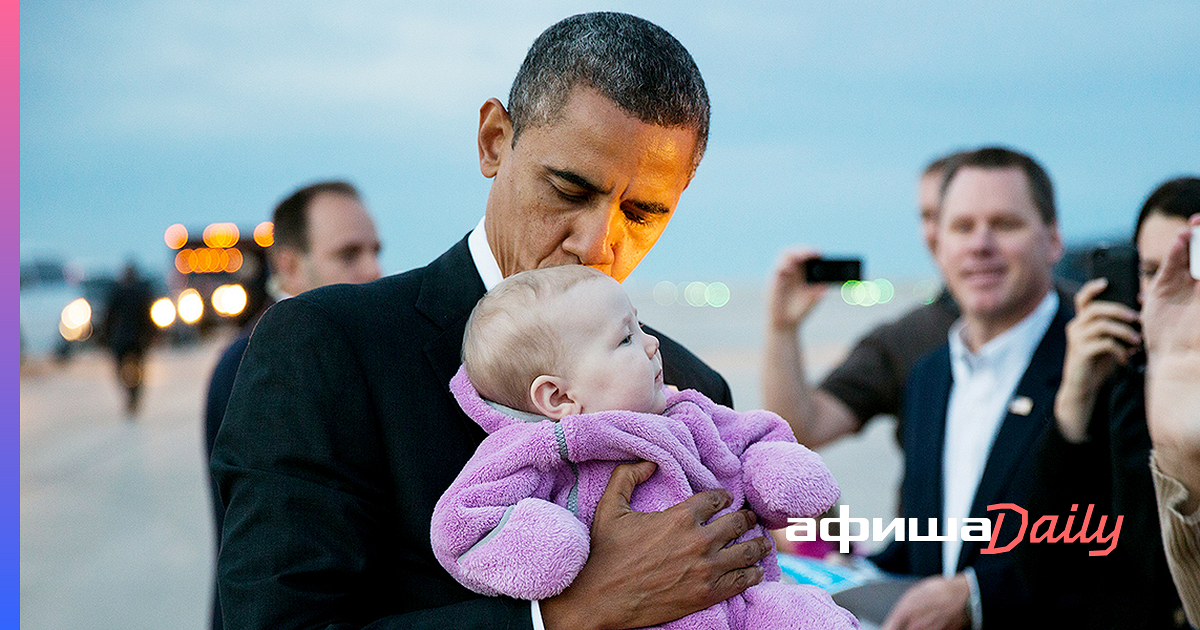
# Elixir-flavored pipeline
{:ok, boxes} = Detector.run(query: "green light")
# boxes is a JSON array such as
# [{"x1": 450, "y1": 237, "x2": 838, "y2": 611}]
[{"x1": 705, "y1": 282, "x2": 730, "y2": 307}]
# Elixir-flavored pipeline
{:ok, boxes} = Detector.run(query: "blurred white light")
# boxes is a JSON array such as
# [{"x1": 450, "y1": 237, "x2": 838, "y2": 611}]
[
  {"x1": 915, "y1": 279, "x2": 940, "y2": 305},
  {"x1": 841, "y1": 281, "x2": 861, "y2": 305},
  {"x1": 59, "y1": 320, "x2": 92, "y2": 342},
  {"x1": 60, "y1": 298, "x2": 92, "y2": 330},
  {"x1": 178, "y1": 289, "x2": 204, "y2": 324},
  {"x1": 213, "y1": 284, "x2": 248, "y2": 316},
  {"x1": 151, "y1": 298, "x2": 177, "y2": 328},
  {"x1": 705, "y1": 282, "x2": 730, "y2": 308},
  {"x1": 861, "y1": 281, "x2": 881, "y2": 307},
  {"x1": 653, "y1": 280, "x2": 678, "y2": 306},
  {"x1": 876, "y1": 278, "x2": 895, "y2": 304},
  {"x1": 684, "y1": 282, "x2": 708, "y2": 307}
]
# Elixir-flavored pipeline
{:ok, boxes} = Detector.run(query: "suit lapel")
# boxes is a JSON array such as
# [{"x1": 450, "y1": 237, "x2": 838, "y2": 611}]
[
  {"x1": 903, "y1": 346, "x2": 953, "y2": 574},
  {"x1": 957, "y1": 301, "x2": 1070, "y2": 568},
  {"x1": 415, "y1": 235, "x2": 487, "y2": 404}
]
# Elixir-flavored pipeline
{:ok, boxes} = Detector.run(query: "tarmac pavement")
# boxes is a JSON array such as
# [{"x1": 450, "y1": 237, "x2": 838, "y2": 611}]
[{"x1": 21, "y1": 338, "x2": 226, "y2": 630}]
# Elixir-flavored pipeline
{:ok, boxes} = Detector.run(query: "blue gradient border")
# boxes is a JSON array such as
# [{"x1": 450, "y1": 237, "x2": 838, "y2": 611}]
[{"x1": 5, "y1": 0, "x2": 20, "y2": 623}]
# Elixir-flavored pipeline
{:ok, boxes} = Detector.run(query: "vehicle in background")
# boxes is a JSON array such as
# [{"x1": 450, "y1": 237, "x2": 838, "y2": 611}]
[{"x1": 158, "y1": 221, "x2": 272, "y2": 337}]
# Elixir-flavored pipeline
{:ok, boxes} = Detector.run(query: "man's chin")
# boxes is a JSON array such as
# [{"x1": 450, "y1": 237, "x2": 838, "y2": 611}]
[{"x1": 958, "y1": 292, "x2": 1007, "y2": 320}]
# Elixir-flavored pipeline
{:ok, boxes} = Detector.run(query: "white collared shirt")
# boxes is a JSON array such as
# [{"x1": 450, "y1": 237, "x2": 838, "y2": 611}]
[
  {"x1": 467, "y1": 216, "x2": 504, "y2": 292},
  {"x1": 941, "y1": 291, "x2": 1059, "y2": 576}
]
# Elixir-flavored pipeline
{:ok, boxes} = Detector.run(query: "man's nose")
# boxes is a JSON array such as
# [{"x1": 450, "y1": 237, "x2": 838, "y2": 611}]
[
  {"x1": 359, "y1": 255, "x2": 382, "y2": 283},
  {"x1": 563, "y1": 206, "x2": 618, "y2": 268},
  {"x1": 967, "y1": 226, "x2": 997, "y2": 252}
]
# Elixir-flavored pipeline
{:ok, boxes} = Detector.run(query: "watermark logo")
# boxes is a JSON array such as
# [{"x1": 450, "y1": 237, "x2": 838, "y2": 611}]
[{"x1": 784, "y1": 503, "x2": 1123, "y2": 556}]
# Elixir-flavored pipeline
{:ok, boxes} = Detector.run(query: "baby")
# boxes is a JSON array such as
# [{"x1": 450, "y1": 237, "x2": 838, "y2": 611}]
[{"x1": 431, "y1": 266, "x2": 858, "y2": 629}]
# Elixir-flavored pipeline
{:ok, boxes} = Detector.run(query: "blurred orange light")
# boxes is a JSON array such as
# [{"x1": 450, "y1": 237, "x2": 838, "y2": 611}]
[
  {"x1": 225, "y1": 248, "x2": 243, "y2": 272},
  {"x1": 175, "y1": 249, "x2": 194, "y2": 274},
  {"x1": 164, "y1": 224, "x2": 189, "y2": 249},
  {"x1": 196, "y1": 248, "x2": 216, "y2": 273},
  {"x1": 254, "y1": 221, "x2": 274, "y2": 247},
  {"x1": 203, "y1": 223, "x2": 240, "y2": 248}
]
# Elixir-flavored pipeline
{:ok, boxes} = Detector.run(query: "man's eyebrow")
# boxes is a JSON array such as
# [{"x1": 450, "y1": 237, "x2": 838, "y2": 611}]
[
  {"x1": 547, "y1": 168, "x2": 604, "y2": 194},
  {"x1": 546, "y1": 168, "x2": 671, "y2": 216},
  {"x1": 627, "y1": 199, "x2": 671, "y2": 216}
]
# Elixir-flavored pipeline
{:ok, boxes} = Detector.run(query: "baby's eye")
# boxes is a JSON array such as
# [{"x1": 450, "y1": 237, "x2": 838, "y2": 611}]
[{"x1": 619, "y1": 334, "x2": 632, "y2": 346}]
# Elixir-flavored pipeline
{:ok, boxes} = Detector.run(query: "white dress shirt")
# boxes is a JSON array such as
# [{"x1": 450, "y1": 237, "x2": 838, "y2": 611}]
[
  {"x1": 467, "y1": 216, "x2": 504, "y2": 292},
  {"x1": 942, "y1": 290, "x2": 1059, "y2": 576}
]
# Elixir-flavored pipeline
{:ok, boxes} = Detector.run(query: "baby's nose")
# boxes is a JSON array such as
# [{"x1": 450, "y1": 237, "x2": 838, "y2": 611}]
[{"x1": 644, "y1": 332, "x2": 660, "y2": 357}]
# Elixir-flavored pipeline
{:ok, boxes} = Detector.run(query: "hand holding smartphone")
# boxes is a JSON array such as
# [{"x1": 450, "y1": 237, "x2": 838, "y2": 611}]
[{"x1": 1088, "y1": 244, "x2": 1140, "y2": 310}]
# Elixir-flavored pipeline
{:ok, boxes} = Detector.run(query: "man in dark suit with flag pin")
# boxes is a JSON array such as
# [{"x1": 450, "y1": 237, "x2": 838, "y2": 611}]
[{"x1": 869, "y1": 147, "x2": 1074, "y2": 629}]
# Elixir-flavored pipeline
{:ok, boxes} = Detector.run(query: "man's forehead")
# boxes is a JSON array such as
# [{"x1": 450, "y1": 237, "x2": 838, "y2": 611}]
[
  {"x1": 942, "y1": 167, "x2": 1038, "y2": 215},
  {"x1": 307, "y1": 195, "x2": 374, "y2": 242}
]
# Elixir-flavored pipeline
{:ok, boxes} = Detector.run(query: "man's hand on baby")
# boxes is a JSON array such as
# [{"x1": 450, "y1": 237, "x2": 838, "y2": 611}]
[{"x1": 540, "y1": 461, "x2": 769, "y2": 630}]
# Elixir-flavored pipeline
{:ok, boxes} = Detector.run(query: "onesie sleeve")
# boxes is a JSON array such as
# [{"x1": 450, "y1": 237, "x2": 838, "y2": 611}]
[
  {"x1": 430, "y1": 421, "x2": 591, "y2": 601},
  {"x1": 707, "y1": 402, "x2": 841, "y2": 530}
]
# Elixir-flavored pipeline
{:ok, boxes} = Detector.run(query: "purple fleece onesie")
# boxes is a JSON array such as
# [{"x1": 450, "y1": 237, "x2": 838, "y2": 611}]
[{"x1": 432, "y1": 366, "x2": 859, "y2": 629}]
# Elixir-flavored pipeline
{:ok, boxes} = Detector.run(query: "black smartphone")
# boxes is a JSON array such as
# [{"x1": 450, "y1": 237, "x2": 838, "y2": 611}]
[
  {"x1": 1087, "y1": 244, "x2": 1139, "y2": 310},
  {"x1": 804, "y1": 258, "x2": 862, "y2": 284}
]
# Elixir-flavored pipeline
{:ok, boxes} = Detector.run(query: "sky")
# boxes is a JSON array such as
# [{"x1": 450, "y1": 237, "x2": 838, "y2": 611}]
[{"x1": 20, "y1": 0, "x2": 1200, "y2": 284}]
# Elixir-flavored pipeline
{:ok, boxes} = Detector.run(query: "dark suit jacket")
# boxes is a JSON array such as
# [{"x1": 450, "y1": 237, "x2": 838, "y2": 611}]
[
  {"x1": 202, "y1": 333, "x2": 250, "y2": 630},
  {"x1": 210, "y1": 236, "x2": 732, "y2": 630},
  {"x1": 871, "y1": 297, "x2": 1072, "y2": 627}
]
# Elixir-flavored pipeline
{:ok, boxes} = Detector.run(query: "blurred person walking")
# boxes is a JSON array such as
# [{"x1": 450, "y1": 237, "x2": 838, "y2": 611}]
[{"x1": 100, "y1": 261, "x2": 157, "y2": 418}]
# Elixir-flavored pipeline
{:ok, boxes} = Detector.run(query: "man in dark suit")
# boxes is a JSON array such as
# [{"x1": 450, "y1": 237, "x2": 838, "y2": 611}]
[
  {"x1": 203, "y1": 180, "x2": 382, "y2": 630},
  {"x1": 211, "y1": 13, "x2": 771, "y2": 630},
  {"x1": 870, "y1": 147, "x2": 1069, "y2": 629}
]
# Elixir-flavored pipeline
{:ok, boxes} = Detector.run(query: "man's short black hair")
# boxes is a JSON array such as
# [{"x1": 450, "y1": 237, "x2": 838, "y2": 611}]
[
  {"x1": 940, "y1": 146, "x2": 1057, "y2": 225},
  {"x1": 507, "y1": 12, "x2": 710, "y2": 171},
  {"x1": 922, "y1": 150, "x2": 965, "y2": 178},
  {"x1": 271, "y1": 180, "x2": 360, "y2": 252},
  {"x1": 1134, "y1": 176, "x2": 1200, "y2": 242}
]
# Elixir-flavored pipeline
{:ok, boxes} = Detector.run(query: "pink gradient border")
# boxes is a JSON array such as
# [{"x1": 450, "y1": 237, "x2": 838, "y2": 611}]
[{"x1": 4, "y1": 0, "x2": 19, "y2": 620}]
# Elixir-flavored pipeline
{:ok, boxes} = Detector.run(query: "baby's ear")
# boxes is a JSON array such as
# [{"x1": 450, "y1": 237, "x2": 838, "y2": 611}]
[{"x1": 530, "y1": 375, "x2": 579, "y2": 420}]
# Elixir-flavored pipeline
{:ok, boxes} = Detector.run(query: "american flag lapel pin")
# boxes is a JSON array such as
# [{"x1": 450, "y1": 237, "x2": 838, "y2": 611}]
[{"x1": 1009, "y1": 396, "x2": 1034, "y2": 416}]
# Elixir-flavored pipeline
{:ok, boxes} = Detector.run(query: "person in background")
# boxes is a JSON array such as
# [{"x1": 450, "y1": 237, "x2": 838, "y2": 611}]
[
  {"x1": 866, "y1": 147, "x2": 1070, "y2": 629},
  {"x1": 100, "y1": 261, "x2": 157, "y2": 418},
  {"x1": 763, "y1": 152, "x2": 962, "y2": 450},
  {"x1": 1024, "y1": 177, "x2": 1199, "y2": 628},
  {"x1": 1142, "y1": 210, "x2": 1200, "y2": 627},
  {"x1": 202, "y1": 179, "x2": 381, "y2": 630}
]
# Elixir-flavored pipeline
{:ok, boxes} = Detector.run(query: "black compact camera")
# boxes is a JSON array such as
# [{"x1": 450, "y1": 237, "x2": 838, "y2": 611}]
[{"x1": 803, "y1": 258, "x2": 863, "y2": 284}]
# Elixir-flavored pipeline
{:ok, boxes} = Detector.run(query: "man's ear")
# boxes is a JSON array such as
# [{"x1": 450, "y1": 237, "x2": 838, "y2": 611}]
[
  {"x1": 1048, "y1": 224, "x2": 1065, "y2": 265},
  {"x1": 530, "y1": 375, "x2": 579, "y2": 420},
  {"x1": 478, "y1": 97, "x2": 512, "y2": 179},
  {"x1": 270, "y1": 248, "x2": 303, "y2": 296}
]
